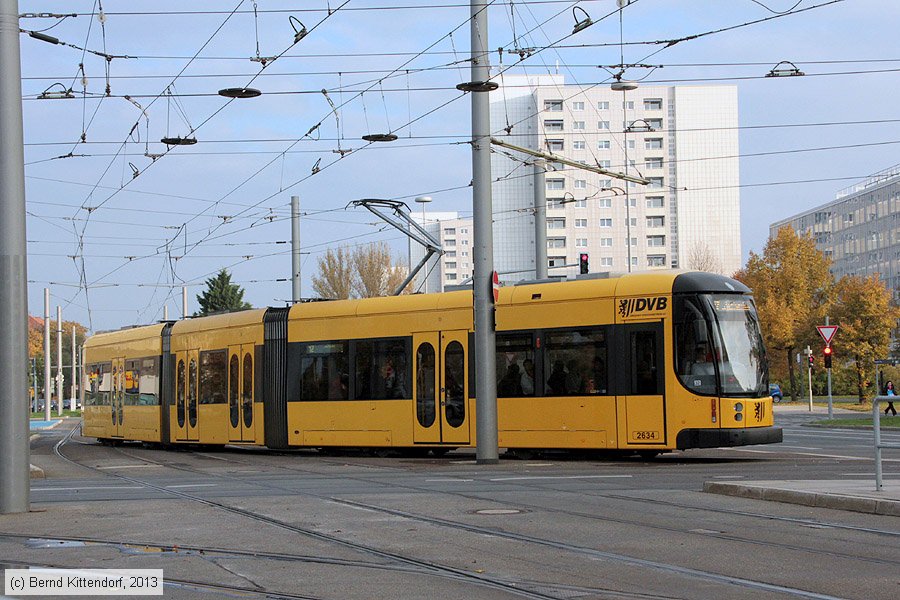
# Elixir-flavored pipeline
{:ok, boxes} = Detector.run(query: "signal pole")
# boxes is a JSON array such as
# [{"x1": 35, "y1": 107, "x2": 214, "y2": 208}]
[
  {"x1": 826, "y1": 316, "x2": 833, "y2": 419},
  {"x1": 805, "y1": 345, "x2": 813, "y2": 411}
]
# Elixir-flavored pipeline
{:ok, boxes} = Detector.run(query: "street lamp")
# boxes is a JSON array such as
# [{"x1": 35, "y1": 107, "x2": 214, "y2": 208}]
[{"x1": 415, "y1": 196, "x2": 433, "y2": 292}]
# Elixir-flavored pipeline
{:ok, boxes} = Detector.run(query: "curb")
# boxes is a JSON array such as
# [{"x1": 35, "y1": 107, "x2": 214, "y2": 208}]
[
  {"x1": 703, "y1": 481, "x2": 900, "y2": 517},
  {"x1": 29, "y1": 464, "x2": 44, "y2": 479}
]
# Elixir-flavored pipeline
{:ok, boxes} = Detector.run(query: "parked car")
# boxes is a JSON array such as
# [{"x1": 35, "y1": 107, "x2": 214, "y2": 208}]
[{"x1": 769, "y1": 383, "x2": 783, "y2": 402}]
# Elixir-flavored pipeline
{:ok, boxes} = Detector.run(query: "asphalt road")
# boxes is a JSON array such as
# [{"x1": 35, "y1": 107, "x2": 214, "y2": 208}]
[{"x1": 3, "y1": 406, "x2": 898, "y2": 600}]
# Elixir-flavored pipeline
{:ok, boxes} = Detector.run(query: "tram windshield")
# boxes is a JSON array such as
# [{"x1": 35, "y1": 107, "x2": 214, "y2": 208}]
[{"x1": 675, "y1": 294, "x2": 767, "y2": 397}]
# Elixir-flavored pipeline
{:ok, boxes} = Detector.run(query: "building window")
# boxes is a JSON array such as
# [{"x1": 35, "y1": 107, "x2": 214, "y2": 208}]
[
  {"x1": 574, "y1": 179, "x2": 586, "y2": 189},
  {"x1": 598, "y1": 198, "x2": 611, "y2": 208},
  {"x1": 445, "y1": 251, "x2": 456, "y2": 258},
  {"x1": 599, "y1": 219, "x2": 613, "y2": 228},
  {"x1": 627, "y1": 140, "x2": 635, "y2": 149},
  {"x1": 598, "y1": 120, "x2": 610, "y2": 130},
  {"x1": 574, "y1": 199, "x2": 587, "y2": 208},
  {"x1": 461, "y1": 251, "x2": 468, "y2": 257},
  {"x1": 600, "y1": 238, "x2": 613, "y2": 247},
  {"x1": 445, "y1": 239, "x2": 456, "y2": 247},
  {"x1": 446, "y1": 273, "x2": 457, "y2": 281},
  {"x1": 544, "y1": 100, "x2": 563, "y2": 111},
  {"x1": 443, "y1": 227, "x2": 456, "y2": 235},
  {"x1": 460, "y1": 228, "x2": 467, "y2": 234},
  {"x1": 644, "y1": 98, "x2": 663, "y2": 110},
  {"x1": 629, "y1": 217, "x2": 637, "y2": 226},
  {"x1": 573, "y1": 140, "x2": 586, "y2": 150},
  {"x1": 575, "y1": 219, "x2": 588, "y2": 228},
  {"x1": 597, "y1": 101, "x2": 609, "y2": 110},
  {"x1": 647, "y1": 216, "x2": 665, "y2": 228},
  {"x1": 547, "y1": 197, "x2": 566, "y2": 209},
  {"x1": 548, "y1": 218, "x2": 566, "y2": 229},
  {"x1": 548, "y1": 256, "x2": 567, "y2": 267},
  {"x1": 622, "y1": 100, "x2": 634, "y2": 110},
  {"x1": 573, "y1": 101, "x2": 584, "y2": 110},
  {"x1": 599, "y1": 179, "x2": 612, "y2": 188},
  {"x1": 543, "y1": 119, "x2": 564, "y2": 131},
  {"x1": 597, "y1": 140, "x2": 610, "y2": 149},
  {"x1": 646, "y1": 196, "x2": 664, "y2": 209},
  {"x1": 625, "y1": 237, "x2": 637, "y2": 246},
  {"x1": 648, "y1": 177, "x2": 664, "y2": 189},
  {"x1": 646, "y1": 118, "x2": 663, "y2": 130},
  {"x1": 598, "y1": 160, "x2": 611, "y2": 168},
  {"x1": 645, "y1": 157, "x2": 663, "y2": 169},
  {"x1": 573, "y1": 121, "x2": 585, "y2": 130},
  {"x1": 461, "y1": 240, "x2": 468, "y2": 246},
  {"x1": 547, "y1": 237, "x2": 566, "y2": 249},
  {"x1": 445, "y1": 262, "x2": 457, "y2": 269},
  {"x1": 546, "y1": 139, "x2": 565, "y2": 151},
  {"x1": 647, "y1": 235, "x2": 666, "y2": 247},
  {"x1": 576, "y1": 238, "x2": 588, "y2": 247},
  {"x1": 600, "y1": 257, "x2": 613, "y2": 267},
  {"x1": 645, "y1": 138, "x2": 663, "y2": 150},
  {"x1": 547, "y1": 178, "x2": 565, "y2": 190},
  {"x1": 647, "y1": 255, "x2": 666, "y2": 267}
]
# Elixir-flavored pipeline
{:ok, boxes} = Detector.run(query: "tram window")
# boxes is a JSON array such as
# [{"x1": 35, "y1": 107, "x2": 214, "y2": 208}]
[
  {"x1": 124, "y1": 360, "x2": 141, "y2": 406},
  {"x1": 199, "y1": 350, "x2": 228, "y2": 404},
  {"x1": 675, "y1": 296, "x2": 717, "y2": 395},
  {"x1": 356, "y1": 338, "x2": 409, "y2": 400},
  {"x1": 299, "y1": 341, "x2": 349, "y2": 401},
  {"x1": 243, "y1": 353, "x2": 253, "y2": 429},
  {"x1": 496, "y1": 333, "x2": 535, "y2": 397},
  {"x1": 229, "y1": 354, "x2": 240, "y2": 428},
  {"x1": 86, "y1": 363, "x2": 107, "y2": 406},
  {"x1": 444, "y1": 341, "x2": 465, "y2": 427},
  {"x1": 97, "y1": 362, "x2": 112, "y2": 406},
  {"x1": 543, "y1": 329, "x2": 608, "y2": 396},
  {"x1": 415, "y1": 343, "x2": 436, "y2": 427},
  {"x1": 176, "y1": 359, "x2": 185, "y2": 428},
  {"x1": 188, "y1": 358, "x2": 198, "y2": 427},
  {"x1": 139, "y1": 358, "x2": 159, "y2": 406},
  {"x1": 631, "y1": 331, "x2": 660, "y2": 395}
]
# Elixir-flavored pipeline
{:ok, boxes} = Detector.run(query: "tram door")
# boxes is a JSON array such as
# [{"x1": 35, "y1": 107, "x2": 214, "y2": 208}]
[
  {"x1": 412, "y1": 331, "x2": 470, "y2": 445},
  {"x1": 619, "y1": 322, "x2": 666, "y2": 446},
  {"x1": 227, "y1": 344, "x2": 256, "y2": 443},
  {"x1": 173, "y1": 349, "x2": 200, "y2": 442},
  {"x1": 111, "y1": 357, "x2": 125, "y2": 438}
]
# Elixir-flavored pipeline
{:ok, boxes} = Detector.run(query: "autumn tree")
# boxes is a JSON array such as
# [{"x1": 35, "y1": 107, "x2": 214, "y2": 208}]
[
  {"x1": 312, "y1": 243, "x2": 409, "y2": 299},
  {"x1": 27, "y1": 316, "x2": 88, "y2": 396},
  {"x1": 735, "y1": 227, "x2": 832, "y2": 401},
  {"x1": 195, "y1": 269, "x2": 251, "y2": 316},
  {"x1": 831, "y1": 273, "x2": 899, "y2": 402}
]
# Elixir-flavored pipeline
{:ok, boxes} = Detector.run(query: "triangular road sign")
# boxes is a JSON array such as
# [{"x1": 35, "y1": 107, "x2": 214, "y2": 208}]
[{"x1": 817, "y1": 325, "x2": 838, "y2": 345}]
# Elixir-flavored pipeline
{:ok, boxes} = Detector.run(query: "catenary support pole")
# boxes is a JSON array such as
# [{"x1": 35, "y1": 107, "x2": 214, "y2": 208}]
[
  {"x1": 43, "y1": 289, "x2": 50, "y2": 422},
  {"x1": 0, "y1": 0, "x2": 30, "y2": 514},
  {"x1": 470, "y1": 0, "x2": 498, "y2": 464},
  {"x1": 291, "y1": 195, "x2": 301, "y2": 303},
  {"x1": 71, "y1": 326, "x2": 76, "y2": 410},
  {"x1": 56, "y1": 306, "x2": 62, "y2": 417},
  {"x1": 163, "y1": 305, "x2": 168, "y2": 320},
  {"x1": 533, "y1": 158, "x2": 548, "y2": 280},
  {"x1": 182, "y1": 286, "x2": 188, "y2": 319}
]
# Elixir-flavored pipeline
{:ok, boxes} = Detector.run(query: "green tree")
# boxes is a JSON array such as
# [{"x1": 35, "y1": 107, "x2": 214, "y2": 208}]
[
  {"x1": 831, "y1": 273, "x2": 899, "y2": 402},
  {"x1": 195, "y1": 269, "x2": 251, "y2": 316},
  {"x1": 734, "y1": 227, "x2": 832, "y2": 401}
]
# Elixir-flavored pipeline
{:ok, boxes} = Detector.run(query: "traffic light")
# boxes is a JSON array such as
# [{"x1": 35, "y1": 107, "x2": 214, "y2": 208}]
[
  {"x1": 823, "y1": 346, "x2": 833, "y2": 369},
  {"x1": 807, "y1": 354, "x2": 814, "y2": 368},
  {"x1": 579, "y1": 253, "x2": 589, "y2": 274}
]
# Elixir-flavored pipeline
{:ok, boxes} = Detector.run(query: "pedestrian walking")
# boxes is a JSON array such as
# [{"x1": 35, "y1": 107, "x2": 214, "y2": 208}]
[{"x1": 884, "y1": 381, "x2": 896, "y2": 416}]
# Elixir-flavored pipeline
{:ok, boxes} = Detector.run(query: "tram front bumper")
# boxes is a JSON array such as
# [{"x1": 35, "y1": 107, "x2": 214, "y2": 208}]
[{"x1": 675, "y1": 426, "x2": 783, "y2": 450}]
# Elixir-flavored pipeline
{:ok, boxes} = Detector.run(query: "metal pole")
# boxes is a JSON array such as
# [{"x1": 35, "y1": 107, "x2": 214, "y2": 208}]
[
  {"x1": 182, "y1": 286, "x2": 188, "y2": 319},
  {"x1": 43, "y1": 289, "x2": 51, "y2": 422},
  {"x1": 71, "y1": 326, "x2": 76, "y2": 410},
  {"x1": 533, "y1": 158, "x2": 548, "y2": 279},
  {"x1": 0, "y1": 0, "x2": 30, "y2": 512},
  {"x1": 807, "y1": 345, "x2": 813, "y2": 412},
  {"x1": 873, "y1": 397, "x2": 883, "y2": 491},
  {"x1": 624, "y1": 136, "x2": 632, "y2": 273},
  {"x1": 826, "y1": 316, "x2": 833, "y2": 419},
  {"x1": 470, "y1": 0, "x2": 498, "y2": 463},
  {"x1": 56, "y1": 305, "x2": 63, "y2": 416},
  {"x1": 31, "y1": 358, "x2": 37, "y2": 413},
  {"x1": 291, "y1": 195, "x2": 302, "y2": 302},
  {"x1": 163, "y1": 305, "x2": 168, "y2": 320}
]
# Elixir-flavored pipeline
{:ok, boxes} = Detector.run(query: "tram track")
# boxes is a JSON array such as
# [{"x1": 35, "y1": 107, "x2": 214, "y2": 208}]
[
  {"x1": 48, "y1": 426, "x2": 639, "y2": 600},
  {"x1": 56, "y1": 433, "x2": 869, "y2": 600}
]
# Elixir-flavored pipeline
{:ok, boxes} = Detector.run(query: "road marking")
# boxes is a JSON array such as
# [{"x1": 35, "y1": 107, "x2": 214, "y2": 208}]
[
  {"x1": 489, "y1": 475, "x2": 632, "y2": 481},
  {"x1": 96, "y1": 464, "x2": 160, "y2": 469},
  {"x1": 778, "y1": 446, "x2": 822, "y2": 450},
  {"x1": 194, "y1": 452, "x2": 234, "y2": 462},
  {"x1": 31, "y1": 486, "x2": 144, "y2": 492},
  {"x1": 426, "y1": 478, "x2": 474, "y2": 482},
  {"x1": 164, "y1": 483, "x2": 218, "y2": 489},
  {"x1": 711, "y1": 475, "x2": 745, "y2": 479},
  {"x1": 731, "y1": 448, "x2": 900, "y2": 462}
]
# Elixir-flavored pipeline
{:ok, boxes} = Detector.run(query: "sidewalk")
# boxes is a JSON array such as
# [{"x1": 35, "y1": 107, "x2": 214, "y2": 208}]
[{"x1": 704, "y1": 479, "x2": 900, "y2": 516}]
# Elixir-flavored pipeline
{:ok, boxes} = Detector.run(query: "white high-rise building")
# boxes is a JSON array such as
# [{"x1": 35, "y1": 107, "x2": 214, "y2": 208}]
[
  {"x1": 488, "y1": 74, "x2": 741, "y2": 282},
  {"x1": 408, "y1": 212, "x2": 475, "y2": 293}
]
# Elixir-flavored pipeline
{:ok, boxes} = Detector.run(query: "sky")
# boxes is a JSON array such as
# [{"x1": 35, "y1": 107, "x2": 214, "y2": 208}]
[{"x1": 15, "y1": 0, "x2": 900, "y2": 332}]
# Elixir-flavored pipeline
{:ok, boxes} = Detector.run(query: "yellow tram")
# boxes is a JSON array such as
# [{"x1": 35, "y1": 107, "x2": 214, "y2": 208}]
[{"x1": 82, "y1": 271, "x2": 782, "y2": 454}]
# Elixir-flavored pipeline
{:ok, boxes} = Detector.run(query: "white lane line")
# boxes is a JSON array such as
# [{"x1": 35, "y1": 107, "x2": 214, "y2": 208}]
[
  {"x1": 489, "y1": 475, "x2": 632, "y2": 481},
  {"x1": 96, "y1": 464, "x2": 160, "y2": 469},
  {"x1": 778, "y1": 446, "x2": 822, "y2": 450},
  {"x1": 31, "y1": 486, "x2": 144, "y2": 492},
  {"x1": 731, "y1": 448, "x2": 900, "y2": 462},
  {"x1": 194, "y1": 453, "x2": 235, "y2": 462},
  {"x1": 425, "y1": 478, "x2": 475, "y2": 482},
  {"x1": 164, "y1": 483, "x2": 218, "y2": 489}
]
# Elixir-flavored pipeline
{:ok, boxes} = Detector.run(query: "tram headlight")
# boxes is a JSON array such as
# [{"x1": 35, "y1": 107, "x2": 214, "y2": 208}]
[
  {"x1": 734, "y1": 402, "x2": 743, "y2": 412},
  {"x1": 735, "y1": 412, "x2": 743, "y2": 422}
]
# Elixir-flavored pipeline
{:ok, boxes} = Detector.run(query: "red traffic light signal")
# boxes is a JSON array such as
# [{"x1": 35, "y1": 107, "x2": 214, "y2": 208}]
[
  {"x1": 823, "y1": 345, "x2": 833, "y2": 368},
  {"x1": 579, "y1": 253, "x2": 589, "y2": 274},
  {"x1": 807, "y1": 354, "x2": 814, "y2": 367}
]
